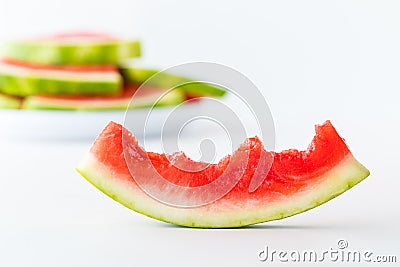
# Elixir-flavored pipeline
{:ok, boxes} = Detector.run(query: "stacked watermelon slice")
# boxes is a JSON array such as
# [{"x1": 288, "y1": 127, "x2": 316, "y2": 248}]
[{"x1": 0, "y1": 32, "x2": 225, "y2": 110}]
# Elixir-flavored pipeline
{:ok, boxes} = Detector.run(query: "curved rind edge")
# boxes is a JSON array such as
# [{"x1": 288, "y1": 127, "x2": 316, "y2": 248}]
[{"x1": 76, "y1": 153, "x2": 370, "y2": 228}]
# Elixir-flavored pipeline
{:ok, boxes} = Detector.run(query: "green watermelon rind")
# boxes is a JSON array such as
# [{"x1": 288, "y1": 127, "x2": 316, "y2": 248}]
[
  {"x1": 76, "y1": 153, "x2": 370, "y2": 228},
  {"x1": 2, "y1": 40, "x2": 141, "y2": 65},
  {"x1": 22, "y1": 89, "x2": 186, "y2": 111},
  {"x1": 0, "y1": 71, "x2": 122, "y2": 97},
  {"x1": 120, "y1": 67, "x2": 227, "y2": 97},
  {"x1": 0, "y1": 93, "x2": 21, "y2": 109}
]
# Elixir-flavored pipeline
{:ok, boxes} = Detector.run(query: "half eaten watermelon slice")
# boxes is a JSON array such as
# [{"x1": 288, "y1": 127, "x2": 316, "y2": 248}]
[{"x1": 76, "y1": 121, "x2": 370, "y2": 228}]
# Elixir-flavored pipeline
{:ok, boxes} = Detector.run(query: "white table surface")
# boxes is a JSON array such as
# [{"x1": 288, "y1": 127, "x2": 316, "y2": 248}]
[
  {"x1": 0, "y1": 112, "x2": 398, "y2": 267},
  {"x1": 1, "y1": 1, "x2": 400, "y2": 266}
]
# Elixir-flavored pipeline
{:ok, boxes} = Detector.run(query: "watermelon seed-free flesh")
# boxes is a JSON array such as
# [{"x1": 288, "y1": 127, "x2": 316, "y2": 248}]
[{"x1": 76, "y1": 121, "x2": 370, "y2": 228}]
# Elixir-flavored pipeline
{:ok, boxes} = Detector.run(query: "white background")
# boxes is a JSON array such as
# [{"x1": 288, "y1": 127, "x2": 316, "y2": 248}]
[{"x1": 0, "y1": 1, "x2": 399, "y2": 266}]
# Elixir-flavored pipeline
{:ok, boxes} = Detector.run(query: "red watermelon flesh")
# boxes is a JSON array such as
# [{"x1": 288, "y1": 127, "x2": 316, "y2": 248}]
[{"x1": 76, "y1": 121, "x2": 370, "y2": 228}]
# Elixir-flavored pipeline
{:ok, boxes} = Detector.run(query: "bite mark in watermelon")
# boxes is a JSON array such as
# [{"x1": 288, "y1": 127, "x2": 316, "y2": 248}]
[
  {"x1": 76, "y1": 121, "x2": 370, "y2": 228},
  {"x1": 2, "y1": 32, "x2": 141, "y2": 65},
  {"x1": 0, "y1": 60, "x2": 121, "y2": 97}
]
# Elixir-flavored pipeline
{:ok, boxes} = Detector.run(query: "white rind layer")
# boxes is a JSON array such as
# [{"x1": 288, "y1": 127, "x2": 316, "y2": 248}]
[{"x1": 76, "y1": 153, "x2": 369, "y2": 228}]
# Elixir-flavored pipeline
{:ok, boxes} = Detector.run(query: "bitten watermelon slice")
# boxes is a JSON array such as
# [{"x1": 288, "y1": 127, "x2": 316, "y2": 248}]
[
  {"x1": 0, "y1": 60, "x2": 121, "y2": 97},
  {"x1": 22, "y1": 85, "x2": 185, "y2": 111},
  {"x1": 2, "y1": 32, "x2": 141, "y2": 65},
  {"x1": 120, "y1": 66, "x2": 227, "y2": 97},
  {"x1": 76, "y1": 121, "x2": 370, "y2": 228}
]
